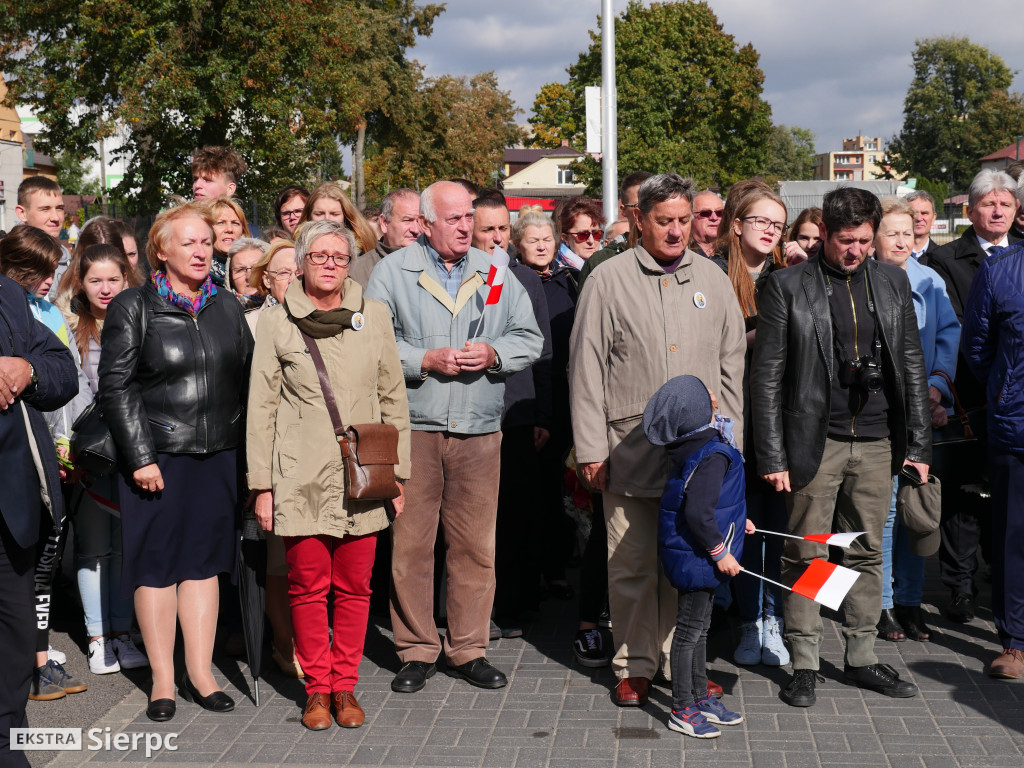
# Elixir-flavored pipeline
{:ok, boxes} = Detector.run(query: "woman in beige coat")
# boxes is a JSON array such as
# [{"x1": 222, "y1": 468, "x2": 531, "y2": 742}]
[{"x1": 246, "y1": 220, "x2": 410, "y2": 731}]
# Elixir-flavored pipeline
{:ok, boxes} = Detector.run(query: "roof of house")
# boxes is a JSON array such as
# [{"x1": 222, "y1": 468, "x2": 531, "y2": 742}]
[
  {"x1": 504, "y1": 146, "x2": 583, "y2": 164},
  {"x1": 979, "y1": 139, "x2": 1024, "y2": 162}
]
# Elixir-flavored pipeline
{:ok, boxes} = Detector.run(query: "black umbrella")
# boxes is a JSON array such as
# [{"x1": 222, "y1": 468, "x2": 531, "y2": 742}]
[{"x1": 237, "y1": 508, "x2": 267, "y2": 705}]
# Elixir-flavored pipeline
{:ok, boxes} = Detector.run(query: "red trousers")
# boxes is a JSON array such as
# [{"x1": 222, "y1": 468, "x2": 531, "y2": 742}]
[{"x1": 284, "y1": 533, "x2": 377, "y2": 694}]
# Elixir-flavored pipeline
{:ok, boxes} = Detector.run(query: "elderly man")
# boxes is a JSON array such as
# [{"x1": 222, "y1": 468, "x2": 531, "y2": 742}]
[
  {"x1": 905, "y1": 191, "x2": 940, "y2": 263},
  {"x1": 366, "y1": 181, "x2": 543, "y2": 693},
  {"x1": 929, "y1": 169, "x2": 1021, "y2": 625},
  {"x1": 350, "y1": 188, "x2": 421, "y2": 288},
  {"x1": 752, "y1": 187, "x2": 931, "y2": 708},
  {"x1": 961, "y1": 181, "x2": 1024, "y2": 678},
  {"x1": 690, "y1": 189, "x2": 724, "y2": 260},
  {"x1": 570, "y1": 173, "x2": 745, "y2": 707}
]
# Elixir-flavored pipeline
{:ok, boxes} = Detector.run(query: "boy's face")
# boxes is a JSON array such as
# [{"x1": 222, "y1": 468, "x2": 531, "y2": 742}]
[
  {"x1": 192, "y1": 171, "x2": 235, "y2": 200},
  {"x1": 16, "y1": 190, "x2": 64, "y2": 238}
]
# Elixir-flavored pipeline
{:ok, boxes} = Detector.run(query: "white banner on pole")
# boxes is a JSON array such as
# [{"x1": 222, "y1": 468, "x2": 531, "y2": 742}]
[{"x1": 585, "y1": 86, "x2": 602, "y2": 155}]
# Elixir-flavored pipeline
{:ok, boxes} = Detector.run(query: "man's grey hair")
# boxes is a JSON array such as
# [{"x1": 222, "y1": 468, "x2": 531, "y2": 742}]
[
  {"x1": 226, "y1": 237, "x2": 269, "y2": 259},
  {"x1": 637, "y1": 173, "x2": 696, "y2": 216},
  {"x1": 293, "y1": 219, "x2": 357, "y2": 269},
  {"x1": 420, "y1": 181, "x2": 460, "y2": 224},
  {"x1": 381, "y1": 188, "x2": 419, "y2": 222},
  {"x1": 693, "y1": 188, "x2": 723, "y2": 203},
  {"x1": 904, "y1": 190, "x2": 935, "y2": 210},
  {"x1": 968, "y1": 169, "x2": 1017, "y2": 208}
]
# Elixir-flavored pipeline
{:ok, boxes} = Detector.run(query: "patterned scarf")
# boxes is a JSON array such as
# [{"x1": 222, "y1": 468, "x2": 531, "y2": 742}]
[
  {"x1": 236, "y1": 292, "x2": 267, "y2": 311},
  {"x1": 556, "y1": 242, "x2": 585, "y2": 272},
  {"x1": 151, "y1": 271, "x2": 216, "y2": 318}
]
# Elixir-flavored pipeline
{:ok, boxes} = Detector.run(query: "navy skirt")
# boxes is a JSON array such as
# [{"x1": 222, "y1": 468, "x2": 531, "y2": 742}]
[{"x1": 119, "y1": 449, "x2": 240, "y2": 598}]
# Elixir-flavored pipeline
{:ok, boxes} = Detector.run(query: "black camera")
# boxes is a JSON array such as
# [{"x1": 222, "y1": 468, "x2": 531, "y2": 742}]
[{"x1": 838, "y1": 355, "x2": 884, "y2": 392}]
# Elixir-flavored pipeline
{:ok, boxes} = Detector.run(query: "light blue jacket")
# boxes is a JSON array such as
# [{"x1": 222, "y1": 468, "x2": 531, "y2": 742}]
[
  {"x1": 905, "y1": 256, "x2": 960, "y2": 403},
  {"x1": 366, "y1": 237, "x2": 543, "y2": 434}
]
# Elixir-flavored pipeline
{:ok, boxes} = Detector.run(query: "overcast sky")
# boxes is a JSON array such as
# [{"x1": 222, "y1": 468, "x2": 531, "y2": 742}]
[{"x1": 410, "y1": 0, "x2": 1024, "y2": 155}]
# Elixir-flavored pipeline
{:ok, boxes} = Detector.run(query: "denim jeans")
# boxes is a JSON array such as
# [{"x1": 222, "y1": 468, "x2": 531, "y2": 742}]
[
  {"x1": 670, "y1": 588, "x2": 714, "y2": 711},
  {"x1": 736, "y1": 490, "x2": 786, "y2": 622},
  {"x1": 74, "y1": 490, "x2": 131, "y2": 637},
  {"x1": 880, "y1": 478, "x2": 926, "y2": 609}
]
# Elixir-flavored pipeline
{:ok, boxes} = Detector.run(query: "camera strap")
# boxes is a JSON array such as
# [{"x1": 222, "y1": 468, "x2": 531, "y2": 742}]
[{"x1": 824, "y1": 270, "x2": 879, "y2": 364}]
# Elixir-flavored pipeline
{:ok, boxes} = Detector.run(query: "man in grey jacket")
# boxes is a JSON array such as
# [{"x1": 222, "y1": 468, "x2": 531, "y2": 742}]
[{"x1": 366, "y1": 181, "x2": 543, "y2": 694}]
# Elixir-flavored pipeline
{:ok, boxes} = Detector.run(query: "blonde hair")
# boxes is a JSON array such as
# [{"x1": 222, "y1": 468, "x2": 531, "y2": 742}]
[
  {"x1": 146, "y1": 201, "x2": 216, "y2": 272},
  {"x1": 207, "y1": 197, "x2": 251, "y2": 251},
  {"x1": 250, "y1": 239, "x2": 296, "y2": 295},
  {"x1": 879, "y1": 195, "x2": 915, "y2": 220},
  {"x1": 298, "y1": 183, "x2": 375, "y2": 254}
]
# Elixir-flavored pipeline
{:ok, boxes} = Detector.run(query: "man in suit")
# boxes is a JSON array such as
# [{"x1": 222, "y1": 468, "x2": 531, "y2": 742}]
[
  {"x1": 0, "y1": 274, "x2": 78, "y2": 767},
  {"x1": 751, "y1": 187, "x2": 931, "y2": 708},
  {"x1": 928, "y1": 169, "x2": 1021, "y2": 625},
  {"x1": 905, "y1": 191, "x2": 941, "y2": 264}
]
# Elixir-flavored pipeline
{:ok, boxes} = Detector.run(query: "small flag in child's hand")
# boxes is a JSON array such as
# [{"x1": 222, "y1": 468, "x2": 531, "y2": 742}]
[
  {"x1": 485, "y1": 247, "x2": 510, "y2": 305},
  {"x1": 791, "y1": 558, "x2": 860, "y2": 611},
  {"x1": 803, "y1": 532, "x2": 865, "y2": 548}
]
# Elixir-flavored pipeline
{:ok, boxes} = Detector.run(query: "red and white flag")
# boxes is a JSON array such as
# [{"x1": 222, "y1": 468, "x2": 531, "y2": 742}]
[
  {"x1": 754, "y1": 528, "x2": 865, "y2": 549},
  {"x1": 485, "y1": 247, "x2": 510, "y2": 305},
  {"x1": 791, "y1": 558, "x2": 860, "y2": 611}
]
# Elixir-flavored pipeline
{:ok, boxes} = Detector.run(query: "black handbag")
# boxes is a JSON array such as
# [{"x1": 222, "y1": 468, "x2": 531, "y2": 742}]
[
  {"x1": 70, "y1": 401, "x2": 117, "y2": 478},
  {"x1": 929, "y1": 369, "x2": 986, "y2": 483}
]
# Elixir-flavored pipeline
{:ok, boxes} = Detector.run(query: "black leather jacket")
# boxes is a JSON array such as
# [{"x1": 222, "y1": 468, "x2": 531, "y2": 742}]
[
  {"x1": 99, "y1": 283, "x2": 254, "y2": 472},
  {"x1": 750, "y1": 256, "x2": 931, "y2": 487}
]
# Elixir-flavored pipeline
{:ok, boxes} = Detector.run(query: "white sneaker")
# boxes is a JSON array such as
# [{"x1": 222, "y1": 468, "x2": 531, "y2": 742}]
[
  {"x1": 734, "y1": 618, "x2": 762, "y2": 665},
  {"x1": 88, "y1": 637, "x2": 120, "y2": 674},
  {"x1": 47, "y1": 645, "x2": 67, "y2": 665},
  {"x1": 112, "y1": 634, "x2": 149, "y2": 670},
  {"x1": 761, "y1": 615, "x2": 790, "y2": 666}
]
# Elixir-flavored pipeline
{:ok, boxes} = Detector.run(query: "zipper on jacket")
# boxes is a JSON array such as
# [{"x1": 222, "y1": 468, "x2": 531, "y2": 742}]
[{"x1": 845, "y1": 278, "x2": 861, "y2": 436}]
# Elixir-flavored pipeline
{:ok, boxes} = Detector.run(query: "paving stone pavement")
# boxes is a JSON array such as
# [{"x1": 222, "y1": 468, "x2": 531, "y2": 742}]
[{"x1": 28, "y1": 559, "x2": 1024, "y2": 768}]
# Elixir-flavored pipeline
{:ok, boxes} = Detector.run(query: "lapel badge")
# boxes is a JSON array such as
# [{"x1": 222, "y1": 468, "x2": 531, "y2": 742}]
[
  {"x1": 351, "y1": 312, "x2": 365, "y2": 331},
  {"x1": 693, "y1": 291, "x2": 707, "y2": 309}
]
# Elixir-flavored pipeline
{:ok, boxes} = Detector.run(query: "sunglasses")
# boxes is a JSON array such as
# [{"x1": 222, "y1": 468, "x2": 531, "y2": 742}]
[
  {"x1": 566, "y1": 230, "x2": 603, "y2": 243},
  {"x1": 694, "y1": 209, "x2": 724, "y2": 220}
]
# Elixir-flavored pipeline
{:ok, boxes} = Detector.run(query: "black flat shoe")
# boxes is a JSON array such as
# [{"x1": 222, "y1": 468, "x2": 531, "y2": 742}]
[
  {"x1": 146, "y1": 698, "x2": 176, "y2": 722},
  {"x1": 894, "y1": 604, "x2": 931, "y2": 642},
  {"x1": 843, "y1": 663, "x2": 917, "y2": 698},
  {"x1": 445, "y1": 657, "x2": 507, "y2": 689},
  {"x1": 391, "y1": 661, "x2": 436, "y2": 693},
  {"x1": 180, "y1": 674, "x2": 235, "y2": 712},
  {"x1": 877, "y1": 608, "x2": 906, "y2": 641}
]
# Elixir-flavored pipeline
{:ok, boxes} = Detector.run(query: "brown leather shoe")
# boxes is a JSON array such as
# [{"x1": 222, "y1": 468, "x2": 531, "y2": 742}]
[
  {"x1": 301, "y1": 693, "x2": 332, "y2": 730},
  {"x1": 707, "y1": 679, "x2": 723, "y2": 699},
  {"x1": 614, "y1": 677, "x2": 649, "y2": 707},
  {"x1": 331, "y1": 690, "x2": 365, "y2": 728},
  {"x1": 989, "y1": 648, "x2": 1024, "y2": 679}
]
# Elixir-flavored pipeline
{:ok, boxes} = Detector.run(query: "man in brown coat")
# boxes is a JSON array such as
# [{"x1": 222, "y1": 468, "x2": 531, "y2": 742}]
[{"x1": 570, "y1": 173, "x2": 746, "y2": 706}]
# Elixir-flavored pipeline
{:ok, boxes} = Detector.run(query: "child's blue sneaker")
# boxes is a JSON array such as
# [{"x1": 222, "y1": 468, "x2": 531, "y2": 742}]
[
  {"x1": 668, "y1": 706, "x2": 721, "y2": 738},
  {"x1": 696, "y1": 696, "x2": 743, "y2": 725}
]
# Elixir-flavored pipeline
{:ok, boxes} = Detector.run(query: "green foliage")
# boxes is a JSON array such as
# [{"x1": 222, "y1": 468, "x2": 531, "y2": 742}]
[
  {"x1": 527, "y1": 1, "x2": 773, "y2": 193},
  {"x1": 913, "y1": 177, "x2": 953, "y2": 208},
  {"x1": 888, "y1": 36, "x2": 1024, "y2": 192},
  {"x1": 0, "y1": 0, "x2": 443, "y2": 214},
  {"x1": 364, "y1": 72, "x2": 524, "y2": 198},
  {"x1": 763, "y1": 125, "x2": 816, "y2": 182},
  {"x1": 54, "y1": 150, "x2": 102, "y2": 197}
]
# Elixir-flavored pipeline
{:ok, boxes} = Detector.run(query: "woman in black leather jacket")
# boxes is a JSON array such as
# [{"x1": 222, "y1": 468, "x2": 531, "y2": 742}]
[{"x1": 99, "y1": 201, "x2": 253, "y2": 722}]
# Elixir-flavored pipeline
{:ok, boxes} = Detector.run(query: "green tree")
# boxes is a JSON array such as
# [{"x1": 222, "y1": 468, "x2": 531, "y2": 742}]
[
  {"x1": 54, "y1": 150, "x2": 102, "y2": 197},
  {"x1": 763, "y1": 125, "x2": 816, "y2": 182},
  {"x1": 364, "y1": 72, "x2": 524, "y2": 199},
  {"x1": 888, "y1": 37, "x2": 1024, "y2": 191},
  {"x1": 0, "y1": 0, "x2": 442, "y2": 213},
  {"x1": 527, "y1": 1, "x2": 773, "y2": 192}
]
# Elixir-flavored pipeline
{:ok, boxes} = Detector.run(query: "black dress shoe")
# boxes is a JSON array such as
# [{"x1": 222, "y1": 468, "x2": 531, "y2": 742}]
[
  {"x1": 945, "y1": 591, "x2": 975, "y2": 624},
  {"x1": 877, "y1": 608, "x2": 906, "y2": 641},
  {"x1": 843, "y1": 663, "x2": 917, "y2": 698},
  {"x1": 391, "y1": 661, "x2": 436, "y2": 693},
  {"x1": 894, "y1": 604, "x2": 931, "y2": 641},
  {"x1": 446, "y1": 657, "x2": 507, "y2": 689},
  {"x1": 780, "y1": 669, "x2": 820, "y2": 708},
  {"x1": 180, "y1": 674, "x2": 235, "y2": 712},
  {"x1": 146, "y1": 698, "x2": 176, "y2": 722}
]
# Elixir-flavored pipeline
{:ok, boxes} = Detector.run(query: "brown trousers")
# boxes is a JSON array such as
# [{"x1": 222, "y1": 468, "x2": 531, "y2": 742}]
[{"x1": 390, "y1": 430, "x2": 502, "y2": 666}]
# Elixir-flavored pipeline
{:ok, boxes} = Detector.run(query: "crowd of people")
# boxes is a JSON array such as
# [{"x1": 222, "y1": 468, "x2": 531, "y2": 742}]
[{"x1": 2, "y1": 143, "x2": 1024, "y2": 762}]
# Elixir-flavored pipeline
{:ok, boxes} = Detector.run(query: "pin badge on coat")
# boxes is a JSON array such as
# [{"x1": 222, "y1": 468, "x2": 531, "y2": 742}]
[
  {"x1": 693, "y1": 291, "x2": 707, "y2": 309},
  {"x1": 352, "y1": 312, "x2": 365, "y2": 331}
]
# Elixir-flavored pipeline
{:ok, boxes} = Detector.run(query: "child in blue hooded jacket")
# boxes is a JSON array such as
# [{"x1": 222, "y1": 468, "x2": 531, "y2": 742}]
[{"x1": 643, "y1": 375, "x2": 753, "y2": 738}]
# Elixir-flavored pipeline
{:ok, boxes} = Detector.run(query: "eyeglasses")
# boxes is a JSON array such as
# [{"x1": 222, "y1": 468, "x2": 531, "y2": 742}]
[
  {"x1": 280, "y1": 208, "x2": 304, "y2": 220},
  {"x1": 694, "y1": 208, "x2": 724, "y2": 220},
  {"x1": 622, "y1": 203, "x2": 638, "y2": 209},
  {"x1": 266, "y1": 268, "x2": 297, "y2": 281},
  {"x1": 566, "y1": 230, "x2": 603, "y2": 243},
  {"x1": 741, "y1": 216, "x2": 787, "y2": 235},
  {"x1": 306, "y1": 251, "x2": 351, "y2": 266},
  {"x1": 231, "y1": 266, "x2": 254, "y2": 276}
]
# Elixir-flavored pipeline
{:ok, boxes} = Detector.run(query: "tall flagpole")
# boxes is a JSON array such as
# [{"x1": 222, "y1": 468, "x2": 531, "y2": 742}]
[{"x1": 601, "y1": 0, "x2": 618, "y2": 228}]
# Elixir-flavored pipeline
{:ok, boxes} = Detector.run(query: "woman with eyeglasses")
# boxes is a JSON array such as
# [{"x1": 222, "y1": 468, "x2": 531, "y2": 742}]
[
  {"x1": 720, "y1": 182, "x2": 793, "y2": 670},
  {"x1": 275, "y1": 186, "x2": 310, "y2": 237},
  {"x1": 247, "y1": 220, "x2": 410, "y2": 731},
  {"x1": 225, "y1": 238, "x2": 269, "y2": 312},
  {"x1": 557, "y1": 197, "x2": 606, "y2": 272}
]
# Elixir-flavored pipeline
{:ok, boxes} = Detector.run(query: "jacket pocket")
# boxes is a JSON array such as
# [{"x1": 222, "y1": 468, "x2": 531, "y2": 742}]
[
  {"x1": 276, "y1": 423, "x2": 300, "y2": 477},
  {"x1": 148, "y1": 418, "x2": 176, "y2": 433}
]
